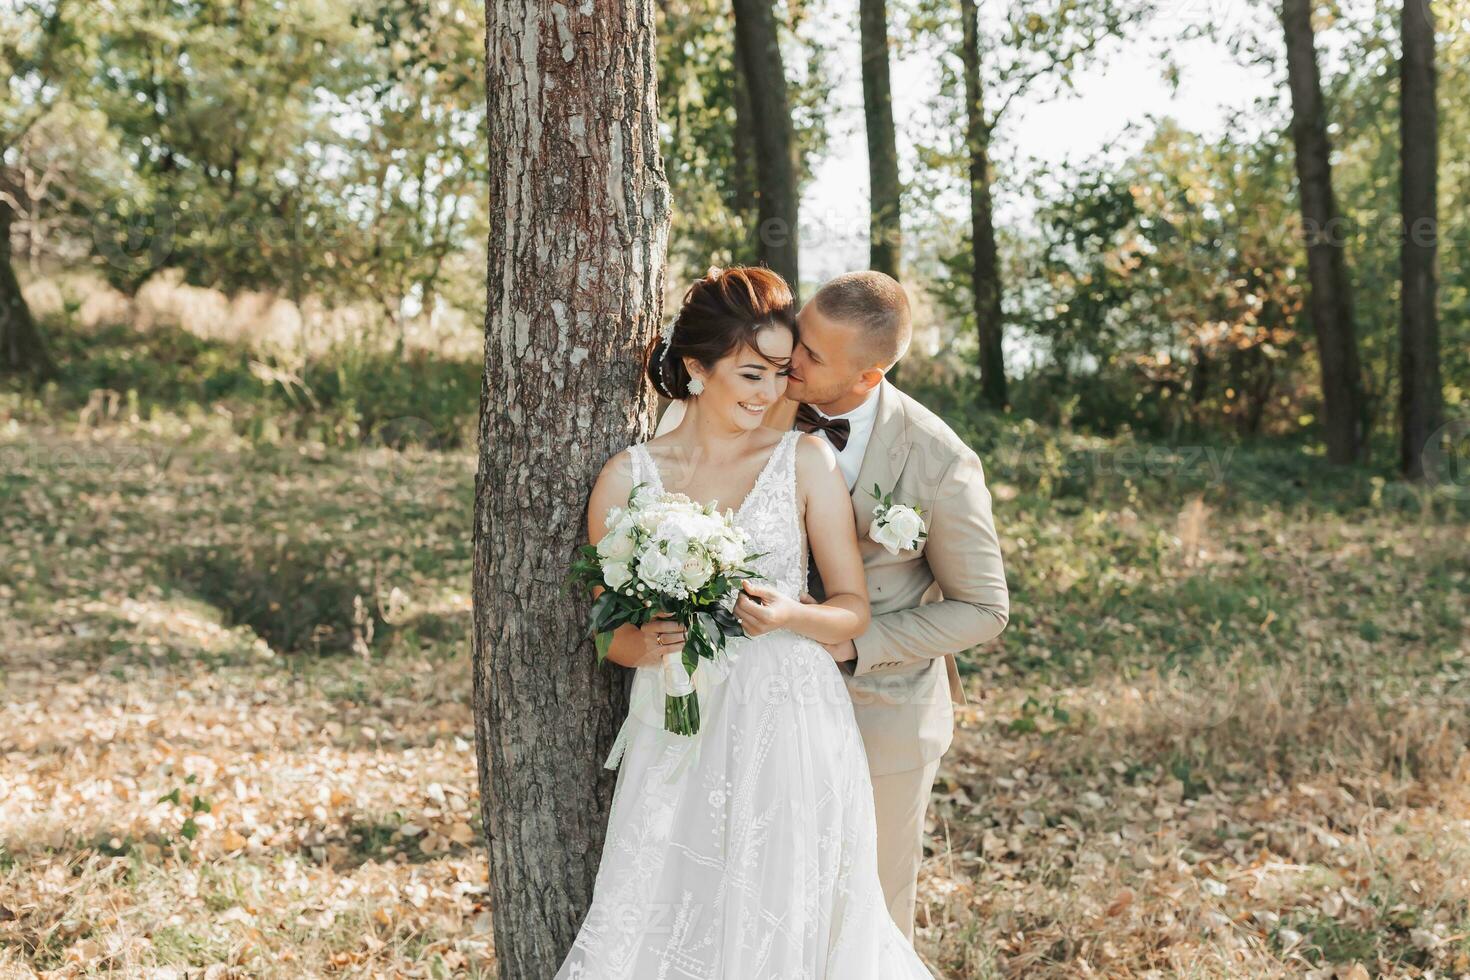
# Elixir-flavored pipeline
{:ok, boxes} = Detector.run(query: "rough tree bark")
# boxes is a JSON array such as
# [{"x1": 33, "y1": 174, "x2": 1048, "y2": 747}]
[
  {"x1": 0, "y1": 198, "x2": 55, "y2": 378},
  {"x1": 959, "y1": 0, "x2": 1007, "y2": 409},
  {"x1": 1281, "y1": 0, "x2": 1368, "y2": 464},
  {"x1": 860, "y1": 0, "x2": 902, "y2": 280},
  {"x1": 731, "y1": 0, "x2": 800, "y2": 296},
  {"x1": 1398, "y1": 0, "x2": 1441, "y2": 478},
  {"x1": 476, "y1": 0, "x2": 670, "y2": 975},
  {"x1": 730, "y1": 49, "x2": 761, "y2": 259}
]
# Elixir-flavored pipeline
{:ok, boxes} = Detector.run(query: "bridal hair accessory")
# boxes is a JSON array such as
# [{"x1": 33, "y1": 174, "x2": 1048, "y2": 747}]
[{"x1": 656, "y1": 316, "x2": 679, "y2": 389}]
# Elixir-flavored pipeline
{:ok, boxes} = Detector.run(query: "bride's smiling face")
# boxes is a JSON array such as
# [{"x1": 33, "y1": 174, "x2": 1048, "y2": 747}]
[{"x1": 685, "y1": 326, "x2": 794, "y2": 431}]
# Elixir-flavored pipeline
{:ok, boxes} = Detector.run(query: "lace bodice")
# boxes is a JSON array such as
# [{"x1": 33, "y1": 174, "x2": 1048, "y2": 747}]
[{"x1": 628, "y1": 430, "x2": 806, "y2": 602}]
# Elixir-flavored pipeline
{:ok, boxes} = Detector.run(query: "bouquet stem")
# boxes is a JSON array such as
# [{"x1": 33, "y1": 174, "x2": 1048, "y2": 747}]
[
  {"x1": 660, "y1": 647, "x2": 700, "y2": 736},
  {"x1": 665, "y1": 692, "x2": 700, "y2": 735}
]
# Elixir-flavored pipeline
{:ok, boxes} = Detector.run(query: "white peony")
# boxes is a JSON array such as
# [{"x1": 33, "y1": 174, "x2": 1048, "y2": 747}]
[
  {"x1": 630, "y1": 483, "x2": 661, "y2": 509},
  {"x1": 602, "y1": 560, "x2": 634, "y2": 590},
  {"x1": 712, "y1": 530, "x2": 747, "y2": 568}
]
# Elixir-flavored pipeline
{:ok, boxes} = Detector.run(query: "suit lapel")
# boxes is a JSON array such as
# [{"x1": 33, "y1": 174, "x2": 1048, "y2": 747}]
[{"x1": 850, "y1": 381, "x2": 909, "y2": 539}]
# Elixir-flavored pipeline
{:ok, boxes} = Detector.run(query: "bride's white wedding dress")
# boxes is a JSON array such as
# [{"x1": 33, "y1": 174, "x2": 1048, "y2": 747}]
[{"x1": 556, "y1": 430, "x2": 934, "y2": 979}]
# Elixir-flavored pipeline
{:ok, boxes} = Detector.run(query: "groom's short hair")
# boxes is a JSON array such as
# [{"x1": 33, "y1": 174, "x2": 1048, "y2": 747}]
[{"x1": 810, "y1": 271, "x2": 912, "y2": 369}]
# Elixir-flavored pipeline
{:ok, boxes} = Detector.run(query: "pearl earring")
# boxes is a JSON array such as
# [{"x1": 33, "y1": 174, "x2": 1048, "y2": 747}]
[{"x1": 687, "y1": 377, "x2": 705, "y2": 396}]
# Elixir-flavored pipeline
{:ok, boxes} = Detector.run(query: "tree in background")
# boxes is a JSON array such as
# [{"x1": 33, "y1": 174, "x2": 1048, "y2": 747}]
[
  {"x1": 656, "y1": 0, "x2": 831, "y2": 283},
  {"x1": 0, "y1": 0, "x2": 77, "y2": 377},
  {"x1": 731, "y1": 0, "x2": 801, "y2": 294},
  {"x1": 1021, "y1": 126, "x2": 1305, "y2": 438},
  {"x1": 83, "y1": 1, "x2": 364, "y2": 296},
  {"x1": 956, "y1": 0, "x2": 1003, "y2": 407},
  {"x1": 0, "y1": 193, "x2": 53, "y2": 377},
  {"x1": 918, "y1": 0, "x2": 1155, "y2": 411},
  {"x1": 3, "y1": 0, "x2": 488, "y2": 354},
  {"x1": 475, "y1": 0, "x2": 669, "y2": 975},
  {"x1": 345, "y1": 0, "x2": 487, "y2": 350},
  {"x1": 1398, "y1": 0, "x2": 1442, "y2": 478},
  {"x1": 1280, "y1": 0, "x2": 1369, "y2": 463},
  {"x1": 861, "y1": 0, "x2": 903, "y2": 279}
]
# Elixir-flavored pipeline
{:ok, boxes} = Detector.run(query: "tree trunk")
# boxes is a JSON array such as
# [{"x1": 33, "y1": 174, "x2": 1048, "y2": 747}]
[
  {"x1": 1281, "y1": 0, "x2": 1367, "y2": 464},
  {"x1": 959, "y1": 0, "x2": 1007, "y2": 409},
  {"x1": 731, "y1": 0, "x2": 800, "y2": 296},
  {"x1": 730, "y1": 46, "x2": 761, "y2": 262},
  {"x1": 476, "y1": 0, "x2": 670, "y2": 975},
  {"x1": 860, "y1": 0, "x2": 901, "y2": 280},
  {"x1": 1398, "y1": 0, "x2": 1441, "y2": 478},
  {"x1": 0, "y1": 198, "x2": 54, "y2": 378}
]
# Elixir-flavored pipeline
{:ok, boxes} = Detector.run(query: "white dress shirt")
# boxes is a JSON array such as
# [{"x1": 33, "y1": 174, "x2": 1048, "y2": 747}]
[{"x1": 809, "y1": 385, "x2": 881, "y2": 490}]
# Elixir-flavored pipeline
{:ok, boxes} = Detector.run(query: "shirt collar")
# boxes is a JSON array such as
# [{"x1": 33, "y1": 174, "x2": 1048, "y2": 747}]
[{"x1": 813, "y1": 383, "x2": 881, "y2": 426}]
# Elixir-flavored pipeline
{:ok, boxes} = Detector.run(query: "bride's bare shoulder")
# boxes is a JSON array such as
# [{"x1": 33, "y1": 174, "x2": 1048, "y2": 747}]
[
  {"x1": 794, "y1": 434, "x2": 845, "y2": 498},
  {"x1": 591, "y1": 448, "x2": 635, "y2": 499}
]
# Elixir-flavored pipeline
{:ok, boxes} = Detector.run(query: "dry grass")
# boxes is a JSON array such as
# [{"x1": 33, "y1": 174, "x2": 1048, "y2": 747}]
[
  {"x1": 21, "y1": 269, "x2": 482, "y2": 361},
  {"x1": 1, "y1": 422, "x2": 1466, "y2": 978}
]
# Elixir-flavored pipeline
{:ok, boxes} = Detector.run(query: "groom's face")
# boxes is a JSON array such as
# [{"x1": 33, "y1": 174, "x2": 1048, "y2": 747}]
[{"x1": 785, "y1": 303, "x2": 870, "y2": 407}]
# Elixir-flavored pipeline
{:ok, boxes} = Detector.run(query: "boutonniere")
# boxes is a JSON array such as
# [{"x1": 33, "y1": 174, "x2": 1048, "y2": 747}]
[{"x1": 866, "y1": 483, "x2": 927, "y2": 555}]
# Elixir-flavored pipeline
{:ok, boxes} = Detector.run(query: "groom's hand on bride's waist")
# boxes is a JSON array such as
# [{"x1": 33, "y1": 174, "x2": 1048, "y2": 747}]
[{"x1": 821, "y1": 638, "x2": 857, "y2": 664}]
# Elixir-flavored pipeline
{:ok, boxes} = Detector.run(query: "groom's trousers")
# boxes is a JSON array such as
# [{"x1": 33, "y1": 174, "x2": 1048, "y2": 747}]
[{"x1": 870, "y1": 757, "x2": 942, "y2": 940}]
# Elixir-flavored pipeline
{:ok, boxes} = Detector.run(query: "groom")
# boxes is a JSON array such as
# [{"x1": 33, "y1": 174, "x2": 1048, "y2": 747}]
[{"x1": 765, "y1": 271, "x2": 1009, "y2": 939}]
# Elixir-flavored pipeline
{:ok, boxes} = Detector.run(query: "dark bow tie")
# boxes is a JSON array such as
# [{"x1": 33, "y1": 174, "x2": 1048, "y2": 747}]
[{"x1": 795, "y1": 403, "x2": 851, "y2": 452}]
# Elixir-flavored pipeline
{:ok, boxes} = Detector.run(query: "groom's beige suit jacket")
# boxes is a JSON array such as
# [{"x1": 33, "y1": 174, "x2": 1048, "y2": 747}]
[{"x1": 770, "y1": 381, "x2": 1010, "y2": 777}]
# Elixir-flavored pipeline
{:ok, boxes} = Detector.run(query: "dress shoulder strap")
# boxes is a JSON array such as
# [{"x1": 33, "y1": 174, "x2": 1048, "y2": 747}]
[
  {"x1": 627, "y1": 442, "x2": 663, "y2": 493},
  {"x1": 776, "y1": 429, "x2": 801, "y2": 497}
]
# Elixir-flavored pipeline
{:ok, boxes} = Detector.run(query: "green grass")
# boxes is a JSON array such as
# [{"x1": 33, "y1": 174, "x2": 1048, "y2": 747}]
[
  {"x1": 5, "y1": 317, "x2": 482, "y2": 449},
  {"x1": 2, "y1": 331, "x2": 1468, "y2": 977}
]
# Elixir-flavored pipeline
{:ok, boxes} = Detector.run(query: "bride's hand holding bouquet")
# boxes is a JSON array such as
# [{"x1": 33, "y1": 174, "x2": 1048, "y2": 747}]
[{"x1": 571, "y1": 484, "x2": 763, "y2": 736}]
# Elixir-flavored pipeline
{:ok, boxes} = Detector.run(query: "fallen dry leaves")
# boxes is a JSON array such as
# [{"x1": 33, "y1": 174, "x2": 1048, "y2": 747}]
[{"x1": 3, "y1": 423, "x2": 1467, "y2": 978}]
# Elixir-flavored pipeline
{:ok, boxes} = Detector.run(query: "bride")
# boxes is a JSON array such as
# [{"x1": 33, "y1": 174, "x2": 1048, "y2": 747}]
[{"x1": 555, "y1": 266, "x2": 934, "y2": 979}]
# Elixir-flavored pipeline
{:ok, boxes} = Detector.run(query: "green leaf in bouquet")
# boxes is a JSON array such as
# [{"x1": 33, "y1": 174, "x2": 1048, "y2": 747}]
[
  {"x1": 593, "y1": 629, "x2": 615, "y2": 662},
  {"x1": 587, "y1": 590, "x2": 620, "y2": 629},
  {"x1": 706, "y1": 603, "x2": 741, "y2": 638}
]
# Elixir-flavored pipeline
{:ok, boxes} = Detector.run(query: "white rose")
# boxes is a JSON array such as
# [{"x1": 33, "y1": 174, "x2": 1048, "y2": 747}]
[
  {"x1": 884, "y1": 505, "x2": 926, "y2": 546},
  {"x1": 602, "y1": 561, "x2": 633, "y2": 590},
  {"x1": 603, "y1": 506, "x2": 625, "y2": 530},
  {"x1": 868, "y1": 519, "x2": 907, "y2": 556},
  {"x1": 636, "y1": 548, "x2": 681, "y2": 590},
  {"x1": 596, "y1": 526, "x2": 637, "y2": 562},
  {"x1": 662, "y1": 533, "x2": 693, "y2": 561},
  {"x1": 680, "y1": 555, "x2": 713, "y2": 590}
]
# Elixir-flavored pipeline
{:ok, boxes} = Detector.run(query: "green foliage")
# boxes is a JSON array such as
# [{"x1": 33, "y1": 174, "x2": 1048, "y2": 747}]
[
  {"x1": 656, "y1": 0, "x2": 833, "y2": 278},
  {"x1": 20, "y1": 317, "x2": 479, "y2": 449},
  {"x1": 1011, "y1": 124, "x2": 1309, "y2": 440},
  {"x1": 164, "y1": 539, "x2": 382, "y2": 655},
  {"x1": 5, "y1": 0, "x2": 487, "y2": 325}
]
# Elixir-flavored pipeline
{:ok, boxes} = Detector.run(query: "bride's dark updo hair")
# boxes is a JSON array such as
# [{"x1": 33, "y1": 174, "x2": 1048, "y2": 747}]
[{"x1": 647, "y1": 266, "x2": 797, "y2": 399}]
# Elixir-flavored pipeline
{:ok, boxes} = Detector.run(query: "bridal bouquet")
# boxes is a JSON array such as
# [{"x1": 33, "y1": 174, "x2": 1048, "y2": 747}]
[{"x1": 571, "y1": 486, "x2": 761, "y2": 736}]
